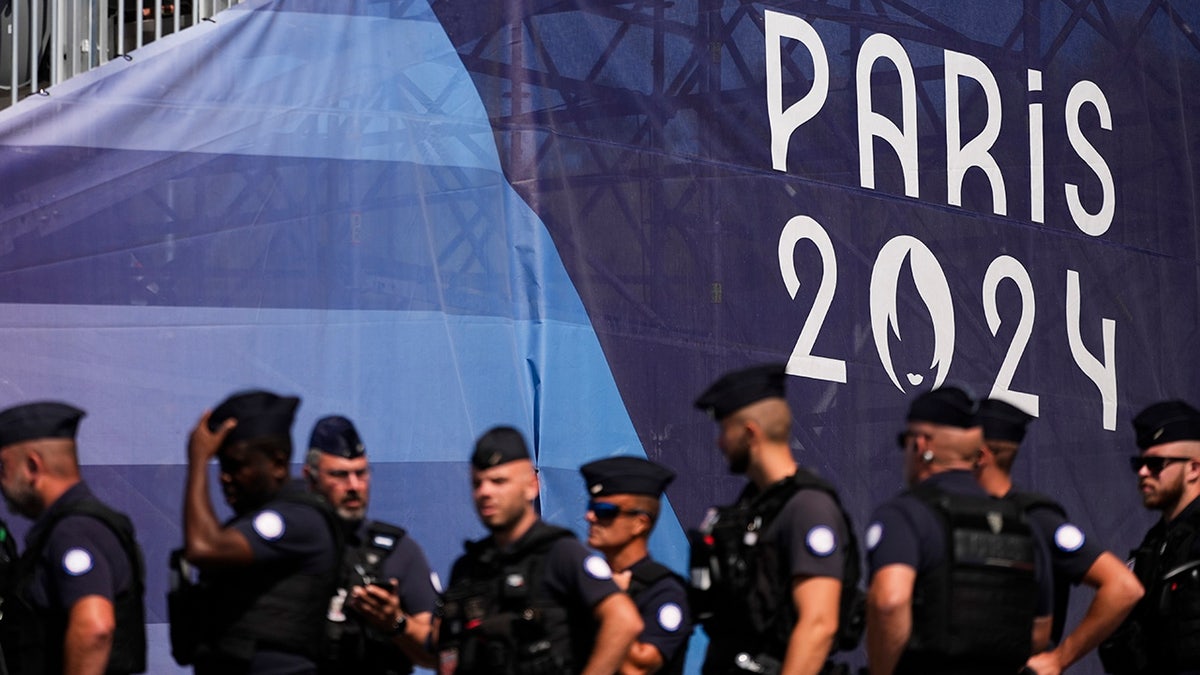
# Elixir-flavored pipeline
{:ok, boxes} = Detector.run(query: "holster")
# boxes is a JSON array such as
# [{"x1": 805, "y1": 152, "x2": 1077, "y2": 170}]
[{"x1": 167, "y1": 548, "x2": 201, "y2": 666}]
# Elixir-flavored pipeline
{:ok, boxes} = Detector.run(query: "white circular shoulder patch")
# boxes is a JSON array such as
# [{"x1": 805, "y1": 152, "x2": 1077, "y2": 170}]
[
  {"x1": 657, "y1": 602, "x2": 683, "y2": 632},
  {"x1": 805, "y1": 525, "x2": 837, "y2": 557},
  {"x1": 1054, "y1": 524, "x2": 1085, "y2": 553},
  {"x1": 865, "y1": 523, "x2": 883, "y2": 551},
  {"x1": 253, "y1": 510, "x2": 285, "y2": 541},
  {"x1": 63, "y1": 548, "x2": 93, "y2": 576},
  {"x1": 584, "y1": 555, "x2": 613, "y2": 580}
]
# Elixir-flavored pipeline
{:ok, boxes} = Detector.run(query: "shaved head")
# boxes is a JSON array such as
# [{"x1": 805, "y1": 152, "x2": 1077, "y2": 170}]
[{"x1": 736, "y1": 398, "x2": 792, "y2": 443}]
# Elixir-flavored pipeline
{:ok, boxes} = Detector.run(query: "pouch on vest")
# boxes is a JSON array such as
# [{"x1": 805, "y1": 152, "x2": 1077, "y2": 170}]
[
  {"x1": 167, "y1": 548, "x2": 201, "y2": 666},
  {"x1": 439, "y1": 524, "x2": 574, "y2": 675},
  {"x1": 691, "y1": 471, "x2": 864, "y2": 659},
  {"x1": 1098, "y1": 617, "x2": 1151, "y2": 675},
  {"x1": 1163, "y1": 559, "x2": 1200, "y2": 668}
]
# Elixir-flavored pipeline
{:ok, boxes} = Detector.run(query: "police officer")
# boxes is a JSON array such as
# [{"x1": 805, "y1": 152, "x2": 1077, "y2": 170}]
[
  {"x1": 1099, "y1": 400, "x2": 1200, "y2": 675},
  {"x1": 692, "y1": 364, "x2": 861, "y2": 675},
  {"x1": 303, "y1": 415, "x2": 438, "y2": 674},
  {"x1": 174, "y1": 390, "x2": 341, "y2": 674},
  {"x1": 974, "y1": 399, "x2": 1142, "y2": 675},
  {"x1": 580, "y1": 456, "x2": 692, "y2": 675},
  {"x1": 0, "y1": 401, "x2": 146, "y2": 674},
  {"x1": 437, "y1": 425, "x2": 643, "y2": 675},
  {"x1": 865, "y1": 387, "x2": 1053, "y2": 675}
]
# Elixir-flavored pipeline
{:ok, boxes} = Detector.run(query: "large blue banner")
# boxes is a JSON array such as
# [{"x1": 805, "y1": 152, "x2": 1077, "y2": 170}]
[{"x1": 0, "y1": 1, "x2": 1197, "y2": 672}]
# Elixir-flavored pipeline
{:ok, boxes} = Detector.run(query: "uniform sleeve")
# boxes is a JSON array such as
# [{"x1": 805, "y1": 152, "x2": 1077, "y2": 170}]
[
  {"x1": 777, "y1": 490, "x2": 849, "y2": 580},
  {"x1": 1027, "y1": 519, "x2": 1056, "y2": 616},
  {"x1": 633, "y1": 576, "x2": 691, "y2": 664},
  {"x1": 43, "y1": 515, "x2": 131, "y2": 610},
  {"x1": 865, "y1": 499, "x2": 922, "y2": 575},
  {"x1": 381, "y1": 534, "x2": 440, "y2": 615},
  {"x1": 542, "y1": 537, "x2": 621, "y2": 609},
  {"x1": 230, "y1": 500, "x2": 334, "y2": 573},
  {"x1": 1026, "y1": 505, "x2": 1104, "y2": 585}
]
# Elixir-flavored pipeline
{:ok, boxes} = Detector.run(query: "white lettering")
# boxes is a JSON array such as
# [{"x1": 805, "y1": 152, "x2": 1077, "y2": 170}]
[
  {"x1": 857, "y1": 33, "x2": 918, "y2": 197},
  {"x1": 766, "y1": 10, "x2": 830, "y2": 172},
  {"x1": 1028, "y1": 70, "x2": 1045, "y2": 224},
  {"x1": 1065, "y1": 80, "x2": 1115, "y2": 236},
  {"x1": 945, "y1": 50, "x2": 1006, "y2": 215}
]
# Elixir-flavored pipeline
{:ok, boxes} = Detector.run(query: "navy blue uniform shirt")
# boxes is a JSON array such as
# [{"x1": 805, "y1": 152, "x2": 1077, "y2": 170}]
[
  {"x1": 25, "y1": 482, "x2": 132, "y2": 612},
  {"x1": 223, "y1": 485, "x2": 339, "y2": 674},
  {"x1": 866, "y1": 470, "x2": 1054, "y2": 615},
  {"x1": 627, "y1": 557, "x2": 691, "y2": 666}
]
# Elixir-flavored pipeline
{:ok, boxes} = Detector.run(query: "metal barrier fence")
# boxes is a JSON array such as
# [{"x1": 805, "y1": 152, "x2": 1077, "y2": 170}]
[{"x1": 1, "y1": 0, "x2": 239, "y2": 108}]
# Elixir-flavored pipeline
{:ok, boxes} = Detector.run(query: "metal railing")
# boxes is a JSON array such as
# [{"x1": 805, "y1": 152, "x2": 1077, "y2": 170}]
[{"x1": 1, "y1": 0, "x2": 240, "y2": 109}]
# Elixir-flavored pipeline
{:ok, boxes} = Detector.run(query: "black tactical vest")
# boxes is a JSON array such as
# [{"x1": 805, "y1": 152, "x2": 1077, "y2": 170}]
[
  {"x1": 2, "y1": 497, "x2": 147, "y2": 675},
  {"x1": 899, "y1": 484, "x2": 1038, "y2": 675},
  {"x1": 690, "y1": 470, "x2": 864, "y2": 672},
  {"x1": 1100, "y1": 502, "x2": 1200, "y2": 674},
  {"x1": 438, "y1": 521, "x2": 579, "y2": 675},
  {"x1": 320, "y1": 520, "x2": 410, "y2": 675},
  {"x1": 1006, "y1": 489, "x2": 1072, "y2": 644},
  {"x1": 626, "y1": 560, "x2": 689, "y2": 675},
  {"x1": 187, "y1": 489, "x2": 343, "y2": 669}
]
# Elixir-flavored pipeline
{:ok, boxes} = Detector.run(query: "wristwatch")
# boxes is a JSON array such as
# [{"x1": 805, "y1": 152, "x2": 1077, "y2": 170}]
[{"x1": 392, "y1": 612, "x2": 408, "y2": 636}]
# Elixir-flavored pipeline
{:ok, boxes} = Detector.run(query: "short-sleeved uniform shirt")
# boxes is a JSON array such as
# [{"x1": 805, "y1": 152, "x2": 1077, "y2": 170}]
[
  {"x1": 25, "y1": 482, "x2": 132, "y2": 614},
  {"x1": 866, "y1": 470, "x2": 1054, "y2": 615},
  {"x1": 627, "y1": 557, "x2": 691, "y2": 668},
  {"x1": 525, "y1": 531, "x2": 620, "y2": 616},
  {"x1": 767, "y1": 487, "x2": 850, "y2": 581},
  {"x1": 702, "y1": 478, "x2": 849, "y2": 674},
  {"x1": 1007, "y1": 487, "x2": 1105, "y2": 642},
  {"x1": 215, "y1": 486, "x2": 338, "y2": 674},
  {"x1": 1014, "y1": 494, "x2": 1103, "y2": 586}
]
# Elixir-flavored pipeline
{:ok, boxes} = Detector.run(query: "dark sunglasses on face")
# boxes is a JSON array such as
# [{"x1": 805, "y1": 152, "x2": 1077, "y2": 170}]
[
  {"x1": 1129, "y1": 455, "x2": 1192, "y2": 474},
  {"x1": 587, "y1": 500, "x2": 651, "y2": 521},
  {"x1": 896, "y1": 431, "x2": 934, "y2": 449}
]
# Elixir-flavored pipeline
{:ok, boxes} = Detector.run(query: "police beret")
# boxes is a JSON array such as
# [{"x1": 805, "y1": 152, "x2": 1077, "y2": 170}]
[
  {"x1": 907, "y1": 386, "x2": 979, "y2": 428},
  {"x1": 1133, "y1": 400, "x2": 1200, "y2": 449},
  {"x1": 0, "y1": 402, "x2": 85, "y2": 448},
  {"x1": 694, "y1": 363, "x2": 786, "y2": 421},
  {"x1": 580, "y1": 456, "x2": 675, "y2": 498},
  {"x1": 471, "y1": 426, "x2": 530, "y2": 469},
  {"x1": 309, "y1": 415, "x2": 365, "y2": 459},
  {"x1": 978, "y1": 399, "x2": 1034, "y2": 443},
  {"x1": 208, "y1": 390, "x2": 299, "y2": 445}
]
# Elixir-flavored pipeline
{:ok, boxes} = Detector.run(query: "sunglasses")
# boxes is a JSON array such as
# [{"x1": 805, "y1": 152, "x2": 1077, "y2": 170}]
[
  {"x1": 896, "y1": 431, "x2": 934, "y2": 449},
  {"x1": 1129, "y1": 456, "x2": 1192, "y2": 474},
  {"x1": 587, "y1": 500, "x2": 651, "y2": 522}
]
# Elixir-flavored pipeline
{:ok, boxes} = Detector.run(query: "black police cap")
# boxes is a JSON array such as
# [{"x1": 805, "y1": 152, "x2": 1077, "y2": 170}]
[
  {"x1": 471, "y1": 426, "x2": 530, "y2": 470},
  {"x1": 580, "y1": 456, "x2": 675, "y2": 498},
  {"x1": 1133, "y1": 400, "x2": 1200, "y2": 450},
  {"x1": 0, "y1": 401, "x2": 85, "y2": 448},
  {"x1": 694, "y1": 363, "x2": 786, "y2": 421},
  {"x1": 208, "y1": 390, "x2": 299, "y2": 446},
  {"x1": 907, "y1": 386, "x2": 979, "y2": 428},
  {"x1": 309, "y1": 415, "x2": 365, "y2": 459},
  {"x1": 978, "y1": 399, "x2": 1034, "y2": 443}
]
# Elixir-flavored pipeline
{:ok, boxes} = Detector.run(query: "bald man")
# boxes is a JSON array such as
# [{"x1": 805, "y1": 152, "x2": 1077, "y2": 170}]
[
  {"x1": 864, "y1": 387, "x2": 1052, "y2": 675},
  {"x1": 0, "y1": 401, "x2": 146, "y2": 674}
]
